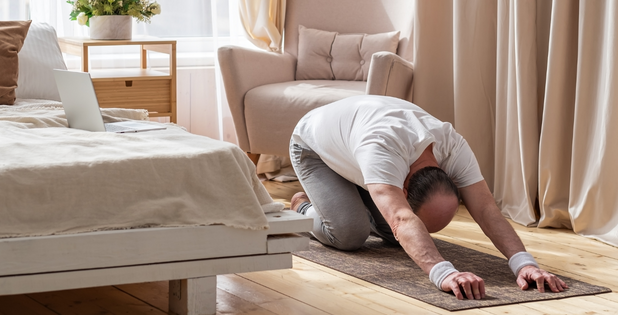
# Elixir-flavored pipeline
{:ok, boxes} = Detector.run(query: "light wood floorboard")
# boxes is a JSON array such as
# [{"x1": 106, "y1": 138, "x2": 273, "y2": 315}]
[{"x1": 0, "y1": 180, "x2": 616, "y2": 314}]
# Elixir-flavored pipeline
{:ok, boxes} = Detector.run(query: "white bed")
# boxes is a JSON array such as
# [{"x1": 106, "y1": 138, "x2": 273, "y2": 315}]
[{"x1": 0, "y1": 22, "x2": 311, "y2": 315}]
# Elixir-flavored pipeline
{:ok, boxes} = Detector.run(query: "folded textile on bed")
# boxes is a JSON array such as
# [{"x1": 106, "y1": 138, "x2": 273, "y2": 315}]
[
  {"x1": 0, "y1": 102, "x2": 283, "y2": 238},
  {"x1": 0, "y1": 99, "x2": 148, "y2": 127}
]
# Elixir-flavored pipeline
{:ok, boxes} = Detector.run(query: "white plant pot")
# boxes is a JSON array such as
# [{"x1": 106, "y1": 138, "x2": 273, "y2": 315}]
[{"x1": 89, "y1": 15, "x2": 132, "y2": 40}]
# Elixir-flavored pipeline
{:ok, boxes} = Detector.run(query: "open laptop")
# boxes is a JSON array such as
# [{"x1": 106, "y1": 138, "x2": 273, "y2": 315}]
[{"x1": 52, "y1": 69, "x2": 166, "y2": 133}]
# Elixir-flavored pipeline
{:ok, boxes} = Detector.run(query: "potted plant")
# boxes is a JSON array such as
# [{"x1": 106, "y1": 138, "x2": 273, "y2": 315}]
[{"x1": 67, "y1": 0, "x2": 161, "y2": 40}]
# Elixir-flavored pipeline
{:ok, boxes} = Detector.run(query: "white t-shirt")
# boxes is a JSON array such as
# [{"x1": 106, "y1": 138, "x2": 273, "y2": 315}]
[{"x1": 292, "y1": 95, "x2": 484, "y2": 190}]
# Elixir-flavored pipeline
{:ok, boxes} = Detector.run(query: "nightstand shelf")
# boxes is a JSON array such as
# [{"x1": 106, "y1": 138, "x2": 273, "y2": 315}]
[
  {"x1": 58, "y1": 37, "x2": 177, "y2": 123},
  {"x1": 89, "y1": 68, "x2": 170, "y2": 80}
]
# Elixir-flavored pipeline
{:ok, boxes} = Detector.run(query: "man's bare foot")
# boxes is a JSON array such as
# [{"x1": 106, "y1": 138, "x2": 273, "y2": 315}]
[{"x1": 291, "y1": 192, "x2": 310, "y2": 212}]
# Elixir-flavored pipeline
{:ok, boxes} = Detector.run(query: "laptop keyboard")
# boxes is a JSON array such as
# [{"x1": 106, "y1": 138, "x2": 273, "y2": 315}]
[{"x1": 104, "y1": 123, "x2": 134, "y2": 133}]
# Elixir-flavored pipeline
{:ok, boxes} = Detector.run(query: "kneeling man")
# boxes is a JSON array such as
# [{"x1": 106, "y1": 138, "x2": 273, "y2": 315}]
[{"x1": 289, "y1": 95, "x2": 566, "y2": 300}]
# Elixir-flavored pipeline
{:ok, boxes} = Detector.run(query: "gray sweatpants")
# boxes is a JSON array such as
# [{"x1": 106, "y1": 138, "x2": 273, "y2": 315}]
[{"x1": 290, "y1": 140, "x2": 397, "y2": 250}]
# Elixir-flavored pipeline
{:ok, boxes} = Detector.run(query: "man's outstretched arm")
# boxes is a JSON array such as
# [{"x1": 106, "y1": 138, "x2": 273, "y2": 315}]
[
  {"x1": 368, "y1": 183, "x2": 485, "y2": 300},
  {"x1": 459, "y1": 180, "x2": 567, "y2": 293}
]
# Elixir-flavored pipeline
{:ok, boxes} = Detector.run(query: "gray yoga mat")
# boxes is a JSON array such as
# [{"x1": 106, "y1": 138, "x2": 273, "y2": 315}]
[{"x1": 294, "y1": 235, "x2": 612, "y2": 311}]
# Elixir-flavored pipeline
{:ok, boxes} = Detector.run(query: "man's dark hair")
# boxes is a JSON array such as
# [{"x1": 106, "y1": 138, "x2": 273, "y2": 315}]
[{"x1": 406, "y1": 166, "x2": 459, "y2": 213}]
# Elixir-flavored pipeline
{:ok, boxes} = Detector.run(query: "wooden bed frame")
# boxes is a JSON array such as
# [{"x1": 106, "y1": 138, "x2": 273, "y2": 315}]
[{"x1": 0, "y1": 210, "x2": 312, "y2": 315}]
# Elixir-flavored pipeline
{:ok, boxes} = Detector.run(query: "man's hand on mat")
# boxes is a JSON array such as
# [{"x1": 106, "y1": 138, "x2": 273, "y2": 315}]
[
  {"x1": 517, "y1": 266, "x2": 569, "y2": 293},
  {"x1": 441, "y1": 272, "x2": 486, "y2": 300}
]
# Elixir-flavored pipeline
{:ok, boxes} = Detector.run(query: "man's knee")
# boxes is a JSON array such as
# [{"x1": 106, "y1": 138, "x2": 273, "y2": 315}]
[
  {"x1": 327, "y1": 226, "x2": 369, "y2": 251},
  {"x1": 335, "y1": 237, "x2": 367, "y2": 251}
]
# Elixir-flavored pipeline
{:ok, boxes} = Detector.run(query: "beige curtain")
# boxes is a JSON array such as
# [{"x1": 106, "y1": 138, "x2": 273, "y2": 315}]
[
  {"x1": 412, "y1": 0, "x2": 618, "y2": 247},
  {"x1": 239, "y1": 0, "x2": 286, "y2": 52},
  {"x1": 555, "y1": 0, "x2": 618, "y2": 245},
  {"x1": 411, "y1": 0, "x2": 497, "y2": 193}
]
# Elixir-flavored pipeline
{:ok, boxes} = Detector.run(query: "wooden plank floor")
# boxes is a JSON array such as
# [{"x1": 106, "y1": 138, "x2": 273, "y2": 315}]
[{"x1": 1, "y1": 180, "x2": 617, "y2": 314}]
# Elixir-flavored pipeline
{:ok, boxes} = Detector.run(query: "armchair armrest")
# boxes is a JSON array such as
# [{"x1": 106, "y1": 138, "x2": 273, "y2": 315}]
[
  {"x1": 366, "y1": 52, "x2": 414, "y2": 102},
  {"x1": 218, "y1": 46, "x2": 296, "y2": 151}
]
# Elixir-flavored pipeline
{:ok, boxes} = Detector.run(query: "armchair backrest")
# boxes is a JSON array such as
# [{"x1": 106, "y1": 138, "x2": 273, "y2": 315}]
[{"x1": 284, "y1": 0, "x2": 414, "y2": 61}]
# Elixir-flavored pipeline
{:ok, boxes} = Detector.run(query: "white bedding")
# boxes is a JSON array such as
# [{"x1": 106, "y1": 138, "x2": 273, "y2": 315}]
[{"x1": 0, "y1": 100, "x2": 283, "y2": 238}]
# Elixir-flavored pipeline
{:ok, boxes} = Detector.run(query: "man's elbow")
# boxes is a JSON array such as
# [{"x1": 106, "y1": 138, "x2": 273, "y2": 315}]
[{"x1": 390, "y1": 212, "x2": 416, "y2": 241}]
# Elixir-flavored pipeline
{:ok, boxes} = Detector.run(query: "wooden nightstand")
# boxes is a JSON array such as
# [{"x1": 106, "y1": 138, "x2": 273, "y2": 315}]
[{"x1": 58, "y1": 37, "x2": 177, "y2": 123}]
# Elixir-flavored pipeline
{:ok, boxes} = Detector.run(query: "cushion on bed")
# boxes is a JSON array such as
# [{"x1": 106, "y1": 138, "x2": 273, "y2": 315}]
[
  {"x1": 0, "y1": 20, "x2": 31, "y2": 105},
  {"x1": 15, "y1": 22, "x2": 67, "y2": 101}
]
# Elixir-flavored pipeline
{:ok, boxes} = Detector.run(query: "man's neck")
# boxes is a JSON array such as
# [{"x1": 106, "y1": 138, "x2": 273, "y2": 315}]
[{"x1": 402, "y1": 144, "x2": 439, "y2": 195}]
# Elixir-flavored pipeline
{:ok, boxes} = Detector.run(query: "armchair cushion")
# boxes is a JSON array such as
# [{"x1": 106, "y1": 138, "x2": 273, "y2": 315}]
[
  {"x1": 295, "y1": 26, "x2": 337, "y2": 80},
  {"x1": 296, "y1": 25, "x2": 399, "y2": 81},
  {"x1": 244, "y1": 80, "x2": 365, "y2": 155}
]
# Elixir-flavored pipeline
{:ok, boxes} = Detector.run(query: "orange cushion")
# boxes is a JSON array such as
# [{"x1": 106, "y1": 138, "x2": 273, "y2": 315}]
[{"x1": 0, "y1": 20, "x2": 32, "y2": 105}]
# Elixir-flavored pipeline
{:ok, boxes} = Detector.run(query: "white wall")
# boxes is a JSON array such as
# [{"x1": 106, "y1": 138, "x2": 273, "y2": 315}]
[
  {"x1": 176, "y1": 67, "x2": 218, "y2": 138},
  {"x1": 175, "y1": 66, "x2": 238, "y2": 145}
]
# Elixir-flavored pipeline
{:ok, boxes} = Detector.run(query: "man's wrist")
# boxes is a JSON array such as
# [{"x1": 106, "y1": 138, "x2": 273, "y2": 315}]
[
  {"x1": 429, "y1": 261, "x2": 458, "y2": 290},
  {"x1": 508, "y1": 252, "x2": 539, "y2": 276}
]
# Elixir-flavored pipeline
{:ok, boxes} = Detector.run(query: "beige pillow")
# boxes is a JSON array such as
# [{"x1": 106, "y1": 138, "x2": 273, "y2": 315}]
[
  {"x1": 0, "y1": 20, "x2": 32, "y2": 105},
  {"x1": 296, "y1": 25, "x2": 400, "y2": 81},
  {"x1": 16, "y1": 22, "x2": 67, "y2": 101}
]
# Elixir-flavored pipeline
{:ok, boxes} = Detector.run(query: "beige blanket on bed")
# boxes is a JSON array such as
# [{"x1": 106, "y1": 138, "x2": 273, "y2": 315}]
[{"x1": 0, "y1": 101, "x2": 283, "y2": 238}]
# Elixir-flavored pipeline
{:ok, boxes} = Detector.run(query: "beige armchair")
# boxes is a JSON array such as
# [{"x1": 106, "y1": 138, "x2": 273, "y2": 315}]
[{"x1": 218, "y1": 0, "x2": 414, "y2": 158}]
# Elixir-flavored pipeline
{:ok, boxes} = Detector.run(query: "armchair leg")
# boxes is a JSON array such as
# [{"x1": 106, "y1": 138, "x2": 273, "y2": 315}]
[{"x1": 247, "y1": 153, "x2": 260, "y2": 166}]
